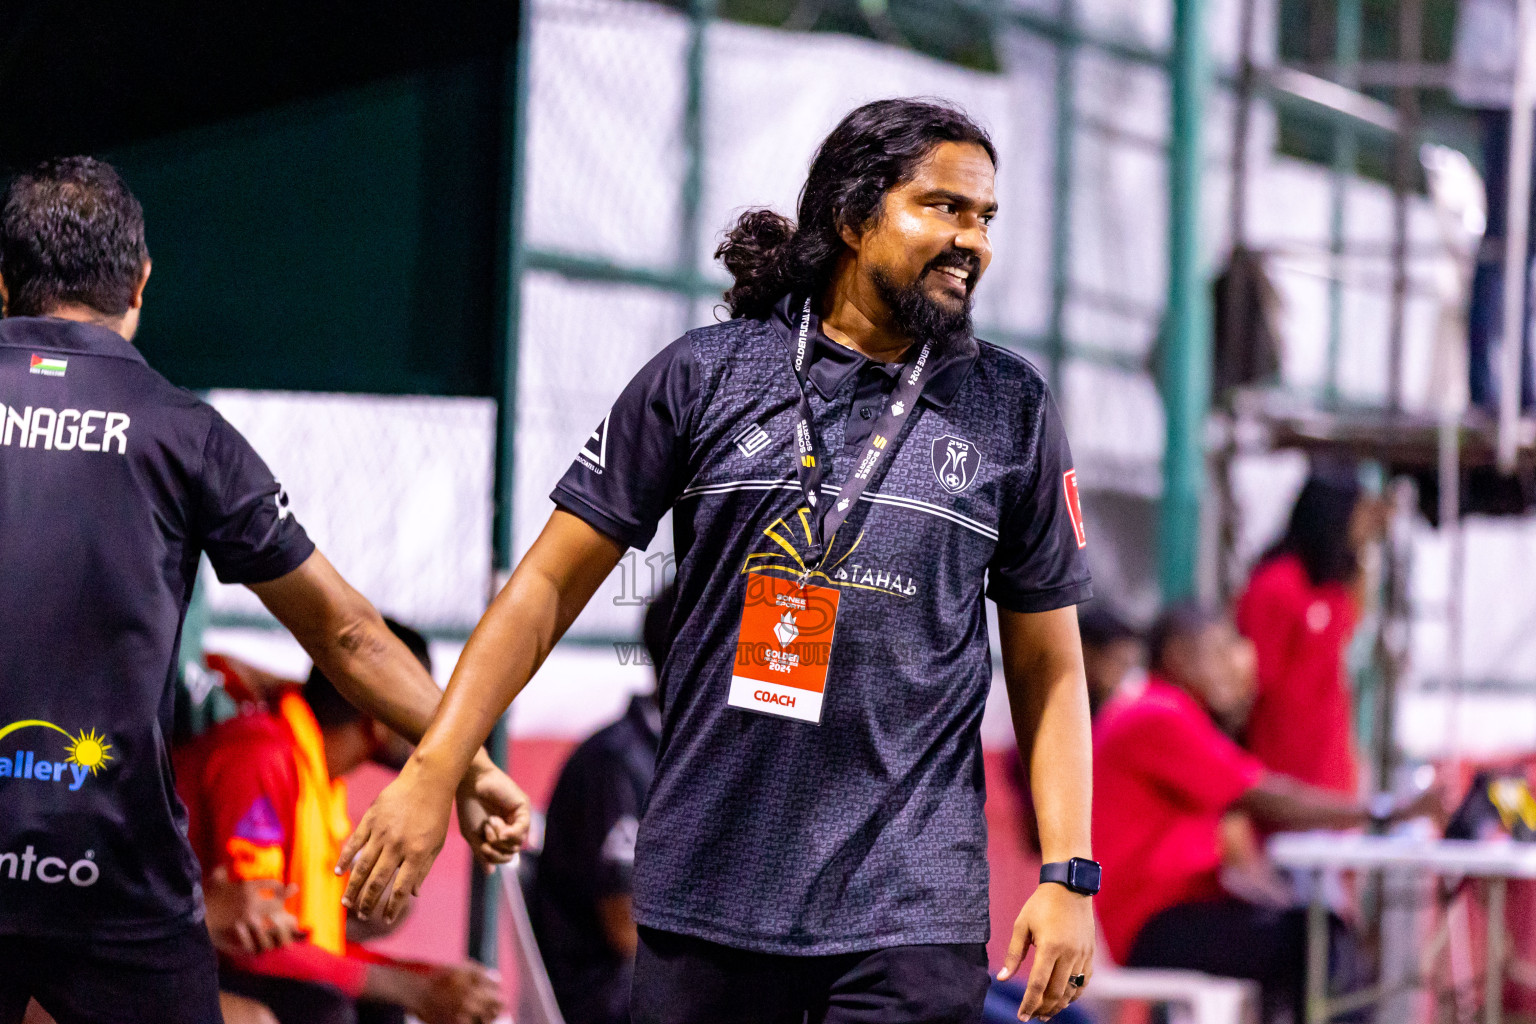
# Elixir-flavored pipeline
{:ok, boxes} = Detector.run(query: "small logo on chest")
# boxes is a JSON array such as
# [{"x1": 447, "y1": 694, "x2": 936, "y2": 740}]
[
  {"x1": 734, "y1": 422, "x2": 771, "y2": 458},
  {"x1": 932, "y1": 435, "x2": 980, "y2": 494}
]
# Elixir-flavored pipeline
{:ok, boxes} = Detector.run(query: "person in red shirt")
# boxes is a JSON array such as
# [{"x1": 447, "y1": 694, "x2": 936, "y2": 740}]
[
  {"x1": 1236, "y1": 469, "x2": 1389, "y2": 796},
  {"x1": 175, "y1": 621, "x2": 502, "y2": 1024},
  {"x1": 1093, "y1": 602, "x2": 1432, "y2": 1020}
]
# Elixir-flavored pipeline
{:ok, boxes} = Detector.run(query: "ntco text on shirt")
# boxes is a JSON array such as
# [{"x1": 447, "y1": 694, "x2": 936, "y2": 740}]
[{"x1": 0, "y1": 403, "x2": 130, "y2": 453}]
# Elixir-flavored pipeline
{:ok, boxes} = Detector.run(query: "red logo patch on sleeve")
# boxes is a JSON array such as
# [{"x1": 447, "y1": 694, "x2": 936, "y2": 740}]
[{"x1": 1064, "y1": 469, "x2": 1087, "y2": 549}]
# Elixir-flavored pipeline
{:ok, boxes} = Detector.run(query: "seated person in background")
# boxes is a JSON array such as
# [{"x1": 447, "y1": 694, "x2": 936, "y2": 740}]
[
  {"x1": 530, "y1": 585, "x2": 673, "y2": 1024},
  {"x1": 174, "y1": 620, "x2": 502, "y2": 1024},
  {"x1": 203, "y1": 866, "x2": 299, "y2": 1024},
  {"x1": 1093, "y1": 602, "x2": 1438, "y2": 1022},
  {"x1": 1078, "y1": 603, "x2": 1144, "y2": 717}
]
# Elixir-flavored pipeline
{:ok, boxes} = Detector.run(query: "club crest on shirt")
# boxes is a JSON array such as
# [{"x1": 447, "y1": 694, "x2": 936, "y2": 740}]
[{"x1": 931, "y1": 435, "x2": 980, "y2": 494}]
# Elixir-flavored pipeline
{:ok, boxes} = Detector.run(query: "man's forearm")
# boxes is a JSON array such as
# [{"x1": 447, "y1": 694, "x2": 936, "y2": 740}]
[
  {"x1": 404, "y1": 567, "x2": 568, "y2": 789},
  {"x1": 312, "y1": 612, "x2": 448, "y2": 744},
  {"x1": 364, "y1": 963, "x2": 428, "y2": 1013},
  {"x1": 1238, "y1": 773, "x2": 1368, "y2": 832},
  {"x1": 1017, "y1": 669, "x2": 1093, "y2": 860},
  {"x1": 333, "y1": 513, "x2": 624, "y2": 919},
  {"x1": 251, "y1": 553, "x2": 456, "y2": 751},
  {"x1": 998, "y1": 606, "x2": 1093, "y2": 862},
  {"x1": 296, "y1": 611, "x2": 502, "y2": 781},
  {"x1": 398, "y1": 511, "x2": 625, "y2": 791}
]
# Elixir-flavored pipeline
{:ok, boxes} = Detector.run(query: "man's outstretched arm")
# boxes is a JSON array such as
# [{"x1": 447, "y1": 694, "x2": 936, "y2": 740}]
[
  {"x1": 996, "y1": 605, "x2": 1096, "y2": 1022},
  {"x1": 248, "y1": 550, "x2": 531, "y2": 866},
  {"x1": 338, "y1": 509, "x2": 627, "y2": 921}
]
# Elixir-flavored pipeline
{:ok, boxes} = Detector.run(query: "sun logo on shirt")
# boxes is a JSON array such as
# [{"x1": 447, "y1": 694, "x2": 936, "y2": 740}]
[{"x1": 66, "y1": 729, "x2": 114, "y2": 775}]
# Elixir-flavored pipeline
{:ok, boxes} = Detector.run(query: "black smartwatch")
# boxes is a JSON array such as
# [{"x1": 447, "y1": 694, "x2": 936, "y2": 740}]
[{"x1": 1040, "y1": 858, "x2": 1102, "y2": 896}]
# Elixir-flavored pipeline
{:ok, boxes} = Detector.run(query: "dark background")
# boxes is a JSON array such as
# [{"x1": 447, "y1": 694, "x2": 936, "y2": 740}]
[{"x1": 0, "y1": 1, "x2": 521, "y2": 395}]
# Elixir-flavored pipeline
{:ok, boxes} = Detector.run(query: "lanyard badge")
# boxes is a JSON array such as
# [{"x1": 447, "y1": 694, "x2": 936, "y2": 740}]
[
  {"x1": 728, "y1": 573, "x2": 841, "y2": 724},
  {"x1": 728, "y1": 298, "x2": 934, "y2": 725}
]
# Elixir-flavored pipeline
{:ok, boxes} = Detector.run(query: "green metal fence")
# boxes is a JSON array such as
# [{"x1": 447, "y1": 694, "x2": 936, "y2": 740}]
[
  {"x1": 502, "y1": 0, "x2": 1421, "y2": 602},
  {"x1": 513, "y1": 0, "x2": 1186, "y2": 383}
]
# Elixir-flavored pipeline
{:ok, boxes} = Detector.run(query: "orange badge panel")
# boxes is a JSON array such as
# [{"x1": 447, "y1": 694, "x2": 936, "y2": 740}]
[{"x1": 728, "y1": 573, "x2": 840, "y2": 724}]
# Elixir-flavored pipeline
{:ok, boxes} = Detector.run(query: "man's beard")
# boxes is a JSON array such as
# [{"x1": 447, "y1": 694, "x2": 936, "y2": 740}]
[{"x1": 871, "y1": 251, "x2": 978, "y2": 349}]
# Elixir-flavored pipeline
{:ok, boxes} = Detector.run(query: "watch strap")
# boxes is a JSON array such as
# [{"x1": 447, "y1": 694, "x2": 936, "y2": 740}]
[
  {"x1": 1040, "y1": 861, "x2": 1073, "y2": 887},
  {"x1": 1039, "y1": 858, "x2": 1101, "y2": 895}
]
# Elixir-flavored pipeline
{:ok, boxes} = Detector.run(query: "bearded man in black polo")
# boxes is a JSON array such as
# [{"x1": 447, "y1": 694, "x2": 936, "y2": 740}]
[{"x1": 344, "y1": 98, "x2": 1101, "y2": 1024}]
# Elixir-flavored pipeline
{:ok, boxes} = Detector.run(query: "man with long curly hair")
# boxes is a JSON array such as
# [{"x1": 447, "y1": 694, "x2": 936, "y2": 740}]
[{"x1": 345, "y1": 99, "x2": 1100, "y2": 1024}]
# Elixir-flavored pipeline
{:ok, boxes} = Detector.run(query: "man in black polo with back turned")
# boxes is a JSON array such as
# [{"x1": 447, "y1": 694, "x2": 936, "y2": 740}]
[
  {"x1": 0, "y1": 156, "x2": 529, "y2": 1024},
  {"x1": 344, "y1": 99, "x2": 1100, "y2": 1024}
]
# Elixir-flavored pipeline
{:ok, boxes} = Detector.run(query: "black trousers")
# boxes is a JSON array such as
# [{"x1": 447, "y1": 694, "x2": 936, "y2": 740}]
[
  {"x1": 1126, "y1": 899, "x2": 1364, "y2": 1024},
  {"x1": 548, "y1": 957, "x2": 634, "y2": 1024},
  {"x1": 631, "y1": 927, "x2": 990, "y2": 1024},
  {"x1": 0, "y1": 926, "x2": 223, "y2": 1024},
  {"x1": 219, "y1": 967, "x2": 406, "y2": 1024}
]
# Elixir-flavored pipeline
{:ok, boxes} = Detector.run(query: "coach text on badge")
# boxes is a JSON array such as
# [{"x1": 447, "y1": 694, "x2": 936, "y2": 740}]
[{"x1": 728, "y1": 573, "x2": 840, "y2": 724}]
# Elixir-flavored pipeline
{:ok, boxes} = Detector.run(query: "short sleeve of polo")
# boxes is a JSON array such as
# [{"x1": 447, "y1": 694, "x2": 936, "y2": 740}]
[
  {"x1": 551, "y1": 335, "x2": 697, "y2": 550},
  {"x1": 197, "y1": 411, "x2": 316, "y2": 585},
  {"x1": 1117, "y1": 704, "x2": 1266, "y2": 812},
  {"x1": 986, "y1": 389, "x2": 1093, "y2": 612}
]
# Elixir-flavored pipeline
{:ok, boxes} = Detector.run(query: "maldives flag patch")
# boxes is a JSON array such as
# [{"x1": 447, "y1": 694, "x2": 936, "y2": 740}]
[
  {"x1": 29, "y1": 354, "x2": 67, "y2": 377},
  {"x1": 1064, "y1": 469, "x2": 1087, "y2": 548}
]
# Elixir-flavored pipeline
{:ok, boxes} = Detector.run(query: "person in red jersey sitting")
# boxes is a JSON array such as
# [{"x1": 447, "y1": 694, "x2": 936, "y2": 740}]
[
  {"x1": 1093, "y1": 602, "x2": 1437, "y2": 1022},
  {"x1": 176, "y1": 621, "x2": 504, "y2": 1024}
]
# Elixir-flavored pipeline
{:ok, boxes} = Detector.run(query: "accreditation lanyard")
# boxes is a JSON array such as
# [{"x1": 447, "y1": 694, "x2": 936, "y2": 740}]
[{"x1": 786, "y1": 297, "x2": 934, "y2": 572}]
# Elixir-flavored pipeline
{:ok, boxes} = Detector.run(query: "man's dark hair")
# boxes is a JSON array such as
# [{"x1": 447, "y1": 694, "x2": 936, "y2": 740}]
[
  {"x1": 1262, "y1": 464, "x2": 1363, "y2": 586},
  {"x1": 306, "y1": 618, "x2": 431, "y2": 730},
  {"x1": 714, "y1": 98, "x2": 995, "y2": 321},
  {"x1": 0, "y1": 157, "x2": 149, "y2": 318},
  {"x1": 1078, "y1": 603, "x2": 1139, "y2": 650},
  {"x1": 1146, "y1": 600, "x2": 1223, "y2": 677},
  {"x1": 643, "y1": 582, "x2": 678, "y2": 673}
]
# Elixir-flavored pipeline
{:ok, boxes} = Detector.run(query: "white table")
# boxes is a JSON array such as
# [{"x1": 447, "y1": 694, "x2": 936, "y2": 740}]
[
  {"x1": 1084, "y1": 968, "x2": 1260, "y2": 1024},
  {"x1": 1268, "y1": 833, "x2": 1536, "y2": 1024}
]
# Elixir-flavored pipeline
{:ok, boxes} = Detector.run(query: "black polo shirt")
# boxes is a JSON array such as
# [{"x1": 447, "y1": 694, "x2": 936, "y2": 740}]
[
  {"x1": 551, "y1": 295, "x2": 1091, "y2": 955},
  {"x1": 0, "y1": 316, "x2": 314, "y2": 940}
]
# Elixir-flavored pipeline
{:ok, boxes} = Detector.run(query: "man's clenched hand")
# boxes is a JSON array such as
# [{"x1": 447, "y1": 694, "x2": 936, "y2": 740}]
[{"x1": 455, "y1": 761, "x2": 531, "y2": 871}]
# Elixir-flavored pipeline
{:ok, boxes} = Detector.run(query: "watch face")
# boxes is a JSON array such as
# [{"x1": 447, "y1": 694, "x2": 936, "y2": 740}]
[{"x1": 1069, "y1": 859, "x2": 1102, "y2": 893}]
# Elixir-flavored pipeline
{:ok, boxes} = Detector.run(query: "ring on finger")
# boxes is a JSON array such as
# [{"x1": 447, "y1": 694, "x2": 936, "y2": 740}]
[{"x1": 1068, "y1": 974, "x2": 1087, "y2": 988}]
